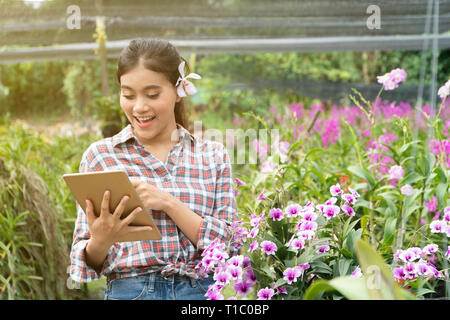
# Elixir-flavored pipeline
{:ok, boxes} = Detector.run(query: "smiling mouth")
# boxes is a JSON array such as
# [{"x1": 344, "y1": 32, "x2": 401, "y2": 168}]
[{"x1": 134, "y1": 115, "x2": 156, "y2": 124}]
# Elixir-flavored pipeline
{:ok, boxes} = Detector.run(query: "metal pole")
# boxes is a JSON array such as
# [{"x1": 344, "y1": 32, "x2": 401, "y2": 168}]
[
  {"x1": 415, "y1": 0, "x2": 433, "y2": 115},
  {"x1": 429, "y1": 0, "x2": 439, "y2": 116}
]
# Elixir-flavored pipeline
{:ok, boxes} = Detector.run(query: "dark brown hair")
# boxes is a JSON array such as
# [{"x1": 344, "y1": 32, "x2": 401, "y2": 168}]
[{"x1": 116, "y1": 38, "x2": 189, "y2": 128}]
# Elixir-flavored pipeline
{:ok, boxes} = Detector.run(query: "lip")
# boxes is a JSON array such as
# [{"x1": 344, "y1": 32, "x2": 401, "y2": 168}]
[{"x1": 134, "y1": 116, "x2": 156, "y2": 129}]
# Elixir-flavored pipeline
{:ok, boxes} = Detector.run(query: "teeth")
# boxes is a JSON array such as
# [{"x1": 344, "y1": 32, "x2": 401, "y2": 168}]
[{"x1": 136, "y1": 116, "x2": 155, "y2": 121}]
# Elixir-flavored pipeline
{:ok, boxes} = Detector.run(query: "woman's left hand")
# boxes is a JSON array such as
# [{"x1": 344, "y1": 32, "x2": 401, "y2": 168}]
[{"x1": 131, "y1": 180, "x2": 175, "y2": 212}]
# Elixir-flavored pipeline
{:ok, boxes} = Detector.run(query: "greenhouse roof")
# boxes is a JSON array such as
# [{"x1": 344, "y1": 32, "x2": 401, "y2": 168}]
[{"x1": 0, "y1": 0, "x2": 449, "y2": 63}]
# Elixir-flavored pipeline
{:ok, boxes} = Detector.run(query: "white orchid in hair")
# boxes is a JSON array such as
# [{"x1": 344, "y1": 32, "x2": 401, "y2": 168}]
[{"x1": 175, "y1": 61, "x2": 201, "y2": 97}]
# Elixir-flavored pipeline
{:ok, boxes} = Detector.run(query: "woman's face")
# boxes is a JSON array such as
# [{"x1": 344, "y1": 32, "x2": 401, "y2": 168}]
[{"x1": 119, "y1": 62, "x2": 181, "y2": 145}]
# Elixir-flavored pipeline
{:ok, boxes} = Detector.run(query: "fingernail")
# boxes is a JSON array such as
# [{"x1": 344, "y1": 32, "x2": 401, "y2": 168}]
[{"x1": 137, "y1": 207, "x2": 142, "y2": 212}]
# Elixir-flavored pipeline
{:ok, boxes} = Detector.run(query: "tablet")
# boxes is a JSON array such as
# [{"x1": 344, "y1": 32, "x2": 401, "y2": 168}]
[{"x1": 63, "y1": 170, "x2": 162, "y2": 242}]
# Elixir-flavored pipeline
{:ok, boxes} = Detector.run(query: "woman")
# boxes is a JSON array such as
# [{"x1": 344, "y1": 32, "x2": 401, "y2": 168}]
[{"x1": 69, "y1": 38, "x2": 239, "y2": 300}]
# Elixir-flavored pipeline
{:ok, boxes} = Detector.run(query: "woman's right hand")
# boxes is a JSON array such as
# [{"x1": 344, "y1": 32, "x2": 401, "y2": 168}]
[{"x1": 85, "y1": 189, "x2": 152, "y2": 247}]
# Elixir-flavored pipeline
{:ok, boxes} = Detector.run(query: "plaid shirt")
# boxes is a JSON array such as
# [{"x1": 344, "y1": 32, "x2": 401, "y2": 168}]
[{"x1": 69, "y1": 124, "x2": 238, "y2": 283}]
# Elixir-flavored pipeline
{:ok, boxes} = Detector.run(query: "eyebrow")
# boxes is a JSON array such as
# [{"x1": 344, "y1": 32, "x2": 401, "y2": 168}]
[{"x1": 120, "y1": 85, "x2": 161, "y2": 91}]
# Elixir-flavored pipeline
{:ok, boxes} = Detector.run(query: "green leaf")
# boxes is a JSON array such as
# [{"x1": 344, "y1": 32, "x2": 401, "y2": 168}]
[
  {"x1": 283, "y1": 258, "x2": 296, "y2": 268},
  {"x1": 355, "y1": 240, "x2": 415, "y2": 300},
  {"x1": 348, "y1": 165, "x2": 376, "y2": 190},
  {"x1": 274, "y1": 278, "x2": 287, "y2": 288},
  {"x1": 416, "y1": 288, "x2": 435, "y2": 297},
  {"x1": 383, "y1": 198, "x2": 399, "y2": 217},
  {"x1": 297, "y1": 250, "x2": 314, "y2": 265},
  {"x1": 382, "y1": 217, "x2": 397, "y2": 247},
  {"x1": 354, "y1": 199, "x2": 373, "y2": 211},
  {"x1": 282, "y1": 164, "x2": 301, "y2": 177},
  {"x1": 308, "y1": 161, "x2": 326, "y2": 185},
  {"x1": 337, "y1": 258, "x2": 352, "y2": 277},
  {"x1": 434, "y1": 166, "x2": 448, "y2": 184},
  {"x1": 425, "y1": 173, "x2": 437, "y2": 187},
  {"x1": 303, "y1": 276, "x2": 369, "y2": 300},
  {"x1": 304, "y1": 148, "x2": 325, "y2": 161},
  {"x1": 261, "y1": 265, "x2": 276, "y2": 279},
  {"x1": 342, "y1": 217, "x2": 360, "y2": 240},
  {"x1": 424, "y1": 153, "x2": 436, "y2": 177},
  {"x1": 310, "y1": 260, "x2": 333, "y2": 275},
  {"x1": 25, "y1": 242, "x2": 43, "y2": 247},
  {"x1": 374, "y1": 185, "x2": 397, "y2": 194},
  {"x1": 25, "y1": 275, "x2": 44, "y2": 281},
  {"x1": 341, "y1": 248, "x2": 354, "y2": 259},
  {"x1": 310, "y1": 252, "x2": 332, "y2": 262},
  {"x1": 381, "y1": 143, "x2": 400, "y2": 162},
  {"x1": 288, "y1": 141, "x2": 302, "y2": 154},
  {"x1": 401, "y1": 172, "x2": 424, "y2": 186},
  {"x1": 398, "y1": 140, "x2": 422, "y2": 156},
  {"x1": 0, "y1": 274, "x2": 13, "y2": 300},
  {"x1": 436, "y1": 182, "x2": 448, "y2": 210},
  {"x1": 402, "y1": 192, "x2": 421, "y2": 219},
  {"x1": 405, "y1": 205, "x2": 421, "y2": 219},
  {"x1": 400, "y1": 156, "x2": 416, "y2": 166},
  {"x1": 375, "y1": 191, "x2": 398, "y2": 202},
  {"x1": 343, "y1": 228, "x2": 362, "y2": 257}
]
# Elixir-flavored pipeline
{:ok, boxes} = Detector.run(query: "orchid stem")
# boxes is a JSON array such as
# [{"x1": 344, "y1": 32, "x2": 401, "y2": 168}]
[{"x1": 371, "y1": 87, "x2": 384, "y2": 125}]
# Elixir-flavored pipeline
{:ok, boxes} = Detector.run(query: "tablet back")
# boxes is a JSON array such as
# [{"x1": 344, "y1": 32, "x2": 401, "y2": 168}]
[{"x1": 63, "y1": 170, "x2": 162, "y2": 241}]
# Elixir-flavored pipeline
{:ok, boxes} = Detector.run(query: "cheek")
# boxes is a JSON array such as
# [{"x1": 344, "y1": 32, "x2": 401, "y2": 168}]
[
  {"x1": 154, "y1": 97, "x2": 176, "y2": 115},
  {"x1": 120, "y1": 97, "x2": 132, "y2": 110},
  {"x1": 120, "y1": 98, "x2": 134, "y2": 117}
]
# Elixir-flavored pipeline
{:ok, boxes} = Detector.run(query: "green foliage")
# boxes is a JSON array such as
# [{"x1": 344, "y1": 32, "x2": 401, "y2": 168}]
[
  {"x1": 0, "y1": 116, "x2": 96, "y2": 299},
  {"x1": 62, "y1": 61, "x2": 98, "y2": 120},
  {"x1": 304, "y1": 240, "x2": 415, "y2": 300},
  {"x1": 190, "y1": 50, "x2": 450, "y2": 130},
  {"x1": 225, "y1": 79, "x2": 449, "y2": 299},
  {"x1": 62, "y1": 60, "x2": 120, "y2": 122},
  {"x1": 0, "y1": 58, "x2": 121, "y2": 126},
  {"x1": 1, "y1": 51, "x2": 449, "y2": 300},
  {"x1": 1, "y1": 50, "x2": 449, "y2": 128},
  {"x1": 0, "y1": 61, "x2": 68, "y2": 117}
]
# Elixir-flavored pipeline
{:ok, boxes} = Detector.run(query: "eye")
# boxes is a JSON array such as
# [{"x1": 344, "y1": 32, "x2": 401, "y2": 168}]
[
  {"x1": 147, "y1": 93, "x2": 159, "y2": 99},
  {"x1": 122, "y1": 94, "x2": 134, "y2": 100}
]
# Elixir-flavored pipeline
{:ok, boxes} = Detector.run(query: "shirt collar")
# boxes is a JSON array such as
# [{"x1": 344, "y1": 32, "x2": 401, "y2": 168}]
[
  {"x1": 111, "y1": 123, "x2": 195, "y2": 147},
  {"x1": 175, "y1": 124, "x2": 196, "y2": 144}
]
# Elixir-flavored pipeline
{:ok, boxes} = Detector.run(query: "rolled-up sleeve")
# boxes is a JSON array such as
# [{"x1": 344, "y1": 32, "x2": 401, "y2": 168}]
[
  {"x1": 69, "y1": 148, "x2": 120, "y2": 283},
  {"x1": 196, "y1": 143, "x2": 239, "y2": 251}
]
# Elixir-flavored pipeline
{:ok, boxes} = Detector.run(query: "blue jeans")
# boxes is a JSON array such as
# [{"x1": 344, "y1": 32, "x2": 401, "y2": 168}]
[{"x1": 104, "y1": 273, "x2": 215, "y2": 300}]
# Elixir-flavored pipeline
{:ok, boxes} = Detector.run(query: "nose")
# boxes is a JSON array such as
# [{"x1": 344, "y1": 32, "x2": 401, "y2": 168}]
[{"x1": 134, "y1": 95, "x2": 150, "y2": 113}]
